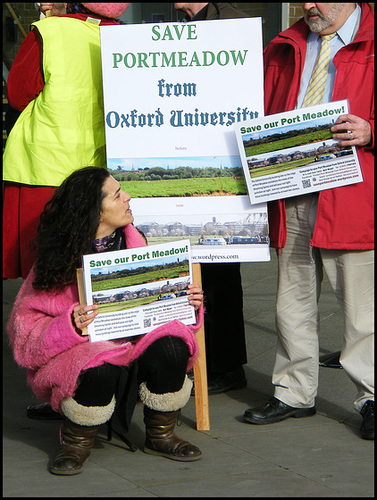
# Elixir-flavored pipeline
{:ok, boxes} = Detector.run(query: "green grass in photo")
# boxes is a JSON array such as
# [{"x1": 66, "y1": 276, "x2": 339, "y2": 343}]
[
  {"x1": 249, "y1": 157, "x2": 314, "y2": 178},
  {"x1": 119, "y1": 176, "x2": 247, "y2": 198},
  {"x1": 92, "y1": 266, "x2": 189, "y2": 293},
  {"x1": 98, "y1": 295, "x2": 158, "y2": 313},
  {"x1": 244, "y1": 129, "x2": 333, "y2": 157}
]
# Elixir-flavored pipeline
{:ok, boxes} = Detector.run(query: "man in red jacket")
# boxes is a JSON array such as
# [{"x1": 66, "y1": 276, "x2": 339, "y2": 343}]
[{"x1": 243, "y1": 3, "x2": 374, "y2": 440}]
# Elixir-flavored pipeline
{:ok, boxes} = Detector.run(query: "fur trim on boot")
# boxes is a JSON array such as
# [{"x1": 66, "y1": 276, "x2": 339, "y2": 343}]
[
  {"x1": 139, "y1": 375, "x2": 192, "y2": 412},
  {"x1": 60, "y1": 395, "x2": 116, "y2": 426}
]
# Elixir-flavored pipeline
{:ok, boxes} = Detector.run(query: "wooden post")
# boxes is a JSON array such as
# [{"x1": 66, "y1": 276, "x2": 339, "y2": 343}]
[
  {"x1": 5, "y1": 3, "x2": 28, "y2": 38},
  {"x1": 192, "y1": 263, "x2": 210, "y2": 431},
  {"x1": 76, "y1": 268, "x2": 88, "y2": 336}
]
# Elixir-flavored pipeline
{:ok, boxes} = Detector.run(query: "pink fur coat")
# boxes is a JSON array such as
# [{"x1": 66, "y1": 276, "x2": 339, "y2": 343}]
[{"x1": 7, "y1": 224, "x2": 202, "y2": 411}]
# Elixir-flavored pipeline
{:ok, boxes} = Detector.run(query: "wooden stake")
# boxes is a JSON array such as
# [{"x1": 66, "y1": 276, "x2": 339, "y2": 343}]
[
  {"x1": 76, "y1": 268, "x2": 88, "y2": 336},
  {"x1": 192, "y1": 263, "x2": 210, "y2": 430},
  {"x1": 5, "y1": 3, "x2": 27, "y2": 38}
]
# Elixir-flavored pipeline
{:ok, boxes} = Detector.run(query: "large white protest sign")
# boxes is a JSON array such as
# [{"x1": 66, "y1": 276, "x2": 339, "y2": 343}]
[{"x1": 100, "y1": 19, "x2": 269, "y2": 262}]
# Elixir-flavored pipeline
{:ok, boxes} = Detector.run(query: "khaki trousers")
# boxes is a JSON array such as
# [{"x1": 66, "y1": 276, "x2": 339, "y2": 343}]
[{"x1": 273, "y1": 194, "x2": 374, "y2": 412}]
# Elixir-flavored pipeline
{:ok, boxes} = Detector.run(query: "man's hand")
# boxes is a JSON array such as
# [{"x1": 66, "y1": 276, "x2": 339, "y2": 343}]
[
  {"x1": 39, "y1": 3, "x2": 67, "y2": 17},
  {"x1": 331, "y1": 114, "x2": 372, "y2": 147}
]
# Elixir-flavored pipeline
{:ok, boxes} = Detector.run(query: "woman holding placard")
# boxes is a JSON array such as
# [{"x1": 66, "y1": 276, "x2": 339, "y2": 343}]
[{"x1": 7, "y1": 166, "x2": 204, "y2": 475}]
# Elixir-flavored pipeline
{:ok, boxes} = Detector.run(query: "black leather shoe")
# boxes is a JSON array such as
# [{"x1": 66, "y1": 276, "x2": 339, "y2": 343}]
[
  {"x1": 207, "y1": 367, "x2": 247, "y2": 395},
  {"x1": 360, "y1": 400, "x2": 374, "y2": 440},
  {"x1": 190, "y1": 367, "x2": 247, "y2": 395},
  {"x1": 27, "y1": 402, "x2": 62, "y2": 420},
  {"x1": 319, "y1": 351, "x2": 342, "y2": 369},
  {"x1": 243, "y1": 397, "x2": 316, "y2": 425}
]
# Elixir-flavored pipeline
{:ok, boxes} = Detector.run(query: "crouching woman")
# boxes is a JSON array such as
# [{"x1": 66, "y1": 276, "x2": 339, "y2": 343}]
[{"x1": 7, "y1": 166, "x2": 204, "y2": 475}]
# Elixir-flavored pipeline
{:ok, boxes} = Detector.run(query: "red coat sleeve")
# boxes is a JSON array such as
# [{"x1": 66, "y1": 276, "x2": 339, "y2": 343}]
[
  {"x1": 6, "y1": 14, "x2": 121, "y2": 112},
  {"x1": 6, "y1": 29, "x2": 44, "y2": 111}
]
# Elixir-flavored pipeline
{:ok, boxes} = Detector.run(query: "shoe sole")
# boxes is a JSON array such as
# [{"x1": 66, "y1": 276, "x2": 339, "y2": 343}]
[
  {"x1": 49, "y1": 466, "x2": 84, "y2": 475},
  {"x1": 361, "y1": 431, "x2": 374, "y2": 440},
  {"x1": 243, "y1": 407, "x2": 316, "y2": 425},
  {"x1": 143, "y1": 446, "x2": 202, "y2": 461}
]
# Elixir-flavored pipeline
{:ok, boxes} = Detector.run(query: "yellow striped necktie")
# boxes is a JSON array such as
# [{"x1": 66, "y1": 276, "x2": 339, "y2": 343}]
[{"x1": 302, "y1": 33, "x2": 336, "y2": 107}]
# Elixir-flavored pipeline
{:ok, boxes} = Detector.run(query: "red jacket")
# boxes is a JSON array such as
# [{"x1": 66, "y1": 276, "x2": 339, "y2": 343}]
[{"x1": 264, "y1": 3, "x2": 374, "y2": 250}]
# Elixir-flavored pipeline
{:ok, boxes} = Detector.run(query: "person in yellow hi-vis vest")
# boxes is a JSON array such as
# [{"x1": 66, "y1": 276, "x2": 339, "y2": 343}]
[{"x1": 3, "y1": 3, "x2": 129, "y2": 280}]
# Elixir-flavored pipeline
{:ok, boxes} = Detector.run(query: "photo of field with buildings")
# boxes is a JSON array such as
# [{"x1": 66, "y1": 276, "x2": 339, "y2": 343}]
[
  {"x1": 242, "y1": 119, "x2": 353, "y2": 178},
  {"x1": 90, "y1": 257, "x2": 190, "y2": 313},
  {"x1": 135, "y1": 212, "x2": 269, "y2": 247}
]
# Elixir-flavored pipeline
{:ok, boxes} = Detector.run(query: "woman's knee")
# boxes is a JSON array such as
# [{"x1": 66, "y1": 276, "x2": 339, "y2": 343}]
[
  {"x1": 74, "y1": 364, "x2": 122, "y2": 407},
  {"x1": 142, "y1": 336, "x2": 189, "y2": 371},
  {"x1": 138, "y1": 336, "x2": 190, "y2": 393}
]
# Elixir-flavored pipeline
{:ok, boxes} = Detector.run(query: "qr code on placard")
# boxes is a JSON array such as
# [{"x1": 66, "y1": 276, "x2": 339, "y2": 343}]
[
  {"x1": 302, "y1": 179, "x2": 311, "y2": 189},
  {"x1": 144, "y1": 318, "x2": 151, "y2": 328}
]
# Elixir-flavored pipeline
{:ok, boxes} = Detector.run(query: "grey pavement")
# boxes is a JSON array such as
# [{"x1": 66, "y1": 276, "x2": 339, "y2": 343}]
[{"x1": 3, "y1": 252, "x2": 374, "y2": 497}]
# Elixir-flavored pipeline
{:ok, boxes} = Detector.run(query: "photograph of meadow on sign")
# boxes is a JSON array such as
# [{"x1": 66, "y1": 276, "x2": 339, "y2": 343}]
[
  {"x1": 90, "y1": 256, "x2": 190, "y2": 314},
  {"x1": 241, "y1": 117, "x2": 351, "y2": 179},
  {"x1": 135, "y1": 210, "x2": 269, "y2": 247},
  {"x1": 107, "y1": 156, "x2": 247, "y2": 198}
]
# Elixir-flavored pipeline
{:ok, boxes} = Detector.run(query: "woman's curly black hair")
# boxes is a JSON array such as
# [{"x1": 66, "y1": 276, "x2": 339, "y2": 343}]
[{"x1": 32, "y1": 166, "x2": 111, "y2": 291}]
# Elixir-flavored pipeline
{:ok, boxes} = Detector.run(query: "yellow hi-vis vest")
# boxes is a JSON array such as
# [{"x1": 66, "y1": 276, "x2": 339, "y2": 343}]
[{"x1": 3, "y1": 16, "x2": 106, "y2": 187}]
